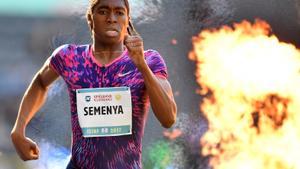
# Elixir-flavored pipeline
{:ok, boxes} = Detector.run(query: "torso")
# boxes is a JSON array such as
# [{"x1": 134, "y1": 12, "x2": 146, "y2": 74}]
[{"x1": 50, "y1": 44, "x2": 167, "y2": 169}]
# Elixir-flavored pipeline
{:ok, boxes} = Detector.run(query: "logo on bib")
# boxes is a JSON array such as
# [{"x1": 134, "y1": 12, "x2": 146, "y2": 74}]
[
  {"x1": 115, "y1": 94, "x2": 122, "y2": 101},
  {"x1": 85, "y1": 96, "x2": 91, "y2": 102}
]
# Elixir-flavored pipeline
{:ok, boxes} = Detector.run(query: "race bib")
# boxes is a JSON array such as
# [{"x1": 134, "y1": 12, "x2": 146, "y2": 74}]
[{"x1": 76, "y1": 87, "x2": 132, "y2": 137}]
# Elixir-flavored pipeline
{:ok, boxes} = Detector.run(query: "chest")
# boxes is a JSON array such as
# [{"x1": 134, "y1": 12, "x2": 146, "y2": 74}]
[{"x1": 64, "y1": 58, "x2": 145, "y2": 95}]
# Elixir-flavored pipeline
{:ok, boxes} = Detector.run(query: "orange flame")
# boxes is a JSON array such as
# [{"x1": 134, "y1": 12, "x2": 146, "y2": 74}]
[{"x1": 190, "y1": 19, "x2": 300, "y2": 169}]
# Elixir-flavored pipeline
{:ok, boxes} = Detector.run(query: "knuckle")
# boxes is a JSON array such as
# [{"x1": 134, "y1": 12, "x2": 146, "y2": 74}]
[{"x1": 22, "y1": 157, "x2": 29, "y2": 161}]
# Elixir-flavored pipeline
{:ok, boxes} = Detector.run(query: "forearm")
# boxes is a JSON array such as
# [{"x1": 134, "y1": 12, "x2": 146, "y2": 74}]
[
  {"x1": 124, "y1": 24, "x2": 176, "y2": 128},
  {"x1": 138, "y1": 63, "x2": 177, "y2": 128},
  {"x1": 12, "y1": 73, "x2": 49, "y2": 136}
]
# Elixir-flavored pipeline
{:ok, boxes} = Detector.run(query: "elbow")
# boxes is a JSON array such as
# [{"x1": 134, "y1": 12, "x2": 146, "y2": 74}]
[
  {"x1": 36, "y1": 73, "x2": 49, "y2": 91},
  {"x1": 162, "y1": 117, "x2": 176, "y2": 128},
  {"x1": 161, "y1": 103, "x2": 177, "y2": 129}
]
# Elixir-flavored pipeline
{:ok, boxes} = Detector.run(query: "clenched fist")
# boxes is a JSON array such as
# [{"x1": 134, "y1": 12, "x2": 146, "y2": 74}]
[
  {"x1": 124, "y1": 21, "x2": 146, "y2": 69},
  {"x1": 11, "y1": 132, "x2": 40, "y2": 161}
]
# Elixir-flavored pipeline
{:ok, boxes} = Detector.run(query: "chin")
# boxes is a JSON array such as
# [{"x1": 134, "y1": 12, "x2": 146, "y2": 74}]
[
  {"x1": 102, "y1": 38, "x2": 122, "y2": 45},
  {"x1": 95, "y1": 33, "x2": 121, "y2": 44}
]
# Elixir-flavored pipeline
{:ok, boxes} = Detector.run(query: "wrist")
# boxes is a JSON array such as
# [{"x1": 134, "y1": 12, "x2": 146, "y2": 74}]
[
  {"x1": 11, "y1": 125, "x2": 26, "y2": 138},
  {"x1": 11, "y1": 130, "x2": 26, "y2": 141},
  {"x1": 136, "y1": 60, "x2": 148, "y2": 72}
]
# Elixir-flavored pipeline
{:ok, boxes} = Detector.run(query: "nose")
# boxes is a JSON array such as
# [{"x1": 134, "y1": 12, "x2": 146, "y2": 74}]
[{"x1": 106, "y1": 12, "x2": 117, "y2": 23}]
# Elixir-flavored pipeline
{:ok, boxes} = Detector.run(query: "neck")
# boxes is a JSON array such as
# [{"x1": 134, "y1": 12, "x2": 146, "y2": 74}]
[{"x1": 92, "y1": 39, "x2": 125, "y2": 66}]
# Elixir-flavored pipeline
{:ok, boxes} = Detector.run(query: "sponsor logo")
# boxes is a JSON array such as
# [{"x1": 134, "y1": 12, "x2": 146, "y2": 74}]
[
  {"x1": 118, "y1": 71, "x2": 133, "y2": 77},
  {"x1": 85, "y1": 96, "x2": 91, "y2": 102},
  {"x1": 115, "y1": 94, "x2": 122, "y2": 101}
]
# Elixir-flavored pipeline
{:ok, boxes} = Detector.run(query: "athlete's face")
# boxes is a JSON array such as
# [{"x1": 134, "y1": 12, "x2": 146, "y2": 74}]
[{"x1": 90, "y1": 0, "x2": 129, "y2": 45}]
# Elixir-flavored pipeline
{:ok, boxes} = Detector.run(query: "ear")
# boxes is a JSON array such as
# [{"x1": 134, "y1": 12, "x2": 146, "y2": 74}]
[
  {"x1": 127, "y1": 16, "x2": 131, "y2": 32},
  {"x1": 87, "y1": 14, "x2": 93, "y2": 30},
  {"x1": 127, "y1": 16, "x2": 131, "y2": 27},
  {"x1": 127, "y1": 18, "x2": 131, "y2": 36}
]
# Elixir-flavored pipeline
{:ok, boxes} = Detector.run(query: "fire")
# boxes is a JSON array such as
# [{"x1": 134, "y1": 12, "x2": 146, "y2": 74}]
[{"x1": 190, "y1": 19, "x2": 300, "y2": 169}]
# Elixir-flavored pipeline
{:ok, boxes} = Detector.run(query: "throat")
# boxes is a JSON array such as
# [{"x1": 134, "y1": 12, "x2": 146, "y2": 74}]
[
  {"x1": 92, "y1": 49, "x2": 125, "y2": 66},
  {"x1": 92, "y1": 43, "x2": 125, "y2": 66}
]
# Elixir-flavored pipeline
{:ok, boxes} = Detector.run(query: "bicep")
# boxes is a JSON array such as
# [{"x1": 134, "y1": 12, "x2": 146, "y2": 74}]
[{"x1": 37, "y1": 57, "x2": 59, "y2": 89}]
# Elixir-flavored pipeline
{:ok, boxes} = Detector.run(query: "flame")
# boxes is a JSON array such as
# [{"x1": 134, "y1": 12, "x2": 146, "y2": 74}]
[{"x1": 190, "y1": 19, "x2": 300, "y2": 169}]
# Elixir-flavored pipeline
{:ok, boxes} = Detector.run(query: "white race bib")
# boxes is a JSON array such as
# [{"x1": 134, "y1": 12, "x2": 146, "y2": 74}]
[{"x1": 76, "y1": 87, "x2": 132, "y2": 137}]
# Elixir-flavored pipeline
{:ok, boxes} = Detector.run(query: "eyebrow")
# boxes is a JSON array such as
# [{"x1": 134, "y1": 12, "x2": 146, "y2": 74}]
[{"x1": 98, "y1": 5, "x2": 126, "y2": 11}]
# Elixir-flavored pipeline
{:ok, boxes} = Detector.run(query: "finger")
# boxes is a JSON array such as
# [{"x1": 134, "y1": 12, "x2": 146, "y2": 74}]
[
  {"x1": 17, "y1": 146, "x2": 31, "y2": 161},
  {"x1": 16, "y1": 144, "x2": 31, "y2": 160},
  {"x1": 125, "y1": 38, "x2": 143, "y2": 46},
  {"x1": 18, "y1": 151, "x2": 28, "y2": 161},
  {"x1": 126, "y1": 41, "x2": 143, "y2": 47},
  {"x1": 21, "y1": 151, "x2": 34, "y2": 161},
  {"x1": 29, "y1": 148, "x2": 39, "y2": 160},
  {"x1": 127, "y1": 46, "x2": 144, "y2": 52},
  {"x1": 125, "y1": 35, "x2": 142, "y2": 43},
  {"x1": 30, "y1": 142, "x2": 40, "y2": 156},
  {"x1": 31, "y1": 152, "x2": 39, "y2": 160},
  {"x1": 125, "y1": 38, "x2": 142, "y2": 44},
  {"x1": 33, "y1": 144, "x2": 40, "y2": 155}
]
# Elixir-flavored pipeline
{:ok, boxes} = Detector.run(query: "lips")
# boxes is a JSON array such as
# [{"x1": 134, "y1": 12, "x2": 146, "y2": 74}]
[
  {"x1": 105, "y1": 28, "x2": 119, "y2": 37},
  {"x1": 105, "y1": 30, "x2": 119, "y2": 37}
]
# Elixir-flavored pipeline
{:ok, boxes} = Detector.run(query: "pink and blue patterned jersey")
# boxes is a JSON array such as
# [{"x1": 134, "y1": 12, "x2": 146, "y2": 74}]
[{"x1": 50, "y1": 44, "x2": 168, "y2": 169}]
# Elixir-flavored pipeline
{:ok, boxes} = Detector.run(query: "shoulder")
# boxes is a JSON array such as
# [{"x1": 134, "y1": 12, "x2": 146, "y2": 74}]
[
  {"x1": 143, "y1": 49, "x2": 168, "y2": 77},
  {"x1": 51, "y1": 44, "x2": 89, "y2": 57},
  {"x1": 144, "y1": 49, "x2": 166, "y2": 64},
  {"x1": 51, "y1": 44, "x2": 75, "y2": 56},
  {"x1": 144, "y1": 49, "x2": 161, "y2": 58}
]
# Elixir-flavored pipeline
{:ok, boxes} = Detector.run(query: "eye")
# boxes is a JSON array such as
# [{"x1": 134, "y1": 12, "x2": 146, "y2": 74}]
[
  {"x1": 116, "y1": 11, "x2": 125, "y2": 16},
  {"x1": 98, "y1": 9, "x2": 108, "y2": 15}
]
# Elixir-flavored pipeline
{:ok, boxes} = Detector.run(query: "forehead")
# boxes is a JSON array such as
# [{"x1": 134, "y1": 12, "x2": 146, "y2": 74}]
[{"x1": 95, "y1": 0, "x2": 126, "y2": 9}]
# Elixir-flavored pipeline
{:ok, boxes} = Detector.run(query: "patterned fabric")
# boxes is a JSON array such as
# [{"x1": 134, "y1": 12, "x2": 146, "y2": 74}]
[{"x1": 50, "y1": 44, "x2": 168, "y2": 169}]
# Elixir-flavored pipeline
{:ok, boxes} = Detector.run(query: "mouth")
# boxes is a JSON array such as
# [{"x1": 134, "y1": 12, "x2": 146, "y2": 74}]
[
  {"x1": 106, "y1": 27, "x2": 119, "y2": 32},
  {"x1": 105, "y1": 28, "x2": 119, "y2": 37}
]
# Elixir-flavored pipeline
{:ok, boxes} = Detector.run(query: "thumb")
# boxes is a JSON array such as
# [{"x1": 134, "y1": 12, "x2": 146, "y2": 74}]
[
  {"x1": 124, "y1": 33, "x2": 132, "y2": 46},
  {"x1": 124, "y1": 34, "x2": 129, "y2": 41},
  {"x1": 29, "y1": 141, "x2": 39, "y2": 159}
]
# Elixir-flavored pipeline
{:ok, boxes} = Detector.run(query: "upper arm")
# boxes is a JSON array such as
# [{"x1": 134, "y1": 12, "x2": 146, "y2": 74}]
[
  {"x1": 156, "y1": 77, "x2": 175, "y2": 100},
  {"x1": 36, "y1": 57, "x2": 59, "y2": 89}
]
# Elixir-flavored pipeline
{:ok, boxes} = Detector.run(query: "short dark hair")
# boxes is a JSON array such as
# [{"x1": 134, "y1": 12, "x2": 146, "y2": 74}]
[
  {"x1": 86, "y1": 0, "x2": 130, "y2": 19},
  {"x1": 86, "y1": 0, "x2": 130, "y2": 30}
]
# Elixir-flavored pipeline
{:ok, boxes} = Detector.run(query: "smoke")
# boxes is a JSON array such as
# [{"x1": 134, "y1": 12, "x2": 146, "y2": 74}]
[
  {"x1": 129, "y1": 0, "x2": 163, "y2": 24},
  {"x1": 27, "y1": 140, "x2": 71, "y2": 169},
  {"x1": 47, "y1": 79, "x2": 66, "y2": 98},
  {"x1": 184, "y1": 0, "x2": 234, "y2": 28},
  {"x1": 27, "y1": 79, "x2": 71, "y2": 148},
  {"x1": 296, "y1": 0, "x2": 300, "y2": 24},
  {"x1": 207, "y1": 0, "x2": 234, "y2": 25},
  {"x1": 160, "y1": 112, "x2": 209, "y2": 169}
]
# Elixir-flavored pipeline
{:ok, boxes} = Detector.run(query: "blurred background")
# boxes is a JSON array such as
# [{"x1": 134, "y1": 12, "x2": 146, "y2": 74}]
[{"x1": 0, "y1": 0, "x2": 299, "y2": 169}]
